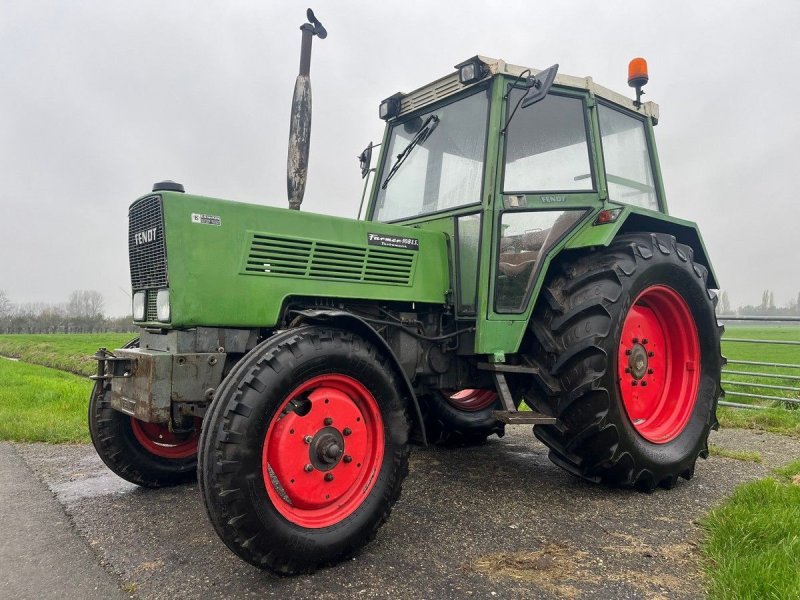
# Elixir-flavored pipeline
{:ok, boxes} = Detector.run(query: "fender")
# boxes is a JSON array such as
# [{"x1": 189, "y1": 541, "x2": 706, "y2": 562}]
[
  {"x1": 564, "y1": 207, "x2": 719, "y2": 289},
  {"x1": 289, "y1": 308, "x2": 427, "y2": 445}
]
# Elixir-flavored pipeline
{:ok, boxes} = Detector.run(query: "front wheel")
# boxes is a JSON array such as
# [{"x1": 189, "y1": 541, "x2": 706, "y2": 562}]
[
  {"x1": 198, "y1": 327, "x2": 410, "y2": 574},
  {"x1": 528, "y1": 233, "x2": 723, "y2": 491}
]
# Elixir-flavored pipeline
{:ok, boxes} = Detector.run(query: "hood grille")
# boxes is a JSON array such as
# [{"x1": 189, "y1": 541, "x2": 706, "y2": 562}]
[
  {"x1": 129, "y1": 195, "x2": 168, "y2": 290},
  {"x1": 245, "y1": 233, "x2": 415, "y2": 285}
]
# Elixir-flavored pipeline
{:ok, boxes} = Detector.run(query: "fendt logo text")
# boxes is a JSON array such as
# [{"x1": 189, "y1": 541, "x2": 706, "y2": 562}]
[{"x1": 134, "y1": 227, "x2": 157, "y2": 246}]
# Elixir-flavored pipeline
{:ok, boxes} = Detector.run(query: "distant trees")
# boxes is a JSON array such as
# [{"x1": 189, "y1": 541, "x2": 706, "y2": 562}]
[
  {"x1": 727, "y1": 289, "x2": 800, "y2": 317},
  {"x1": 0, "y1": 289, "x2": 135, "y2": 334}
]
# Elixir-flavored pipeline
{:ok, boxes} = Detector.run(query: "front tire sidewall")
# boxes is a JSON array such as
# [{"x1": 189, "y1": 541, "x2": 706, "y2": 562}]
[{"x1": 606, "y1": 258, "x2": 720, "y2": 475}]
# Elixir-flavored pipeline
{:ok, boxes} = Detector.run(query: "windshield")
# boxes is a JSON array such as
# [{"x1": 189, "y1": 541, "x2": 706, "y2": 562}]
[{"x1": 372, "y1": 89, "x2": 489, "y2": 222}]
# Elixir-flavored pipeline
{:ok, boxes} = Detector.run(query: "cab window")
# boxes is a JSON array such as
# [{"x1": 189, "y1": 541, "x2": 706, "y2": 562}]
[{"x1": 598, "y1": 104, "x2": 658, "y2": 210}]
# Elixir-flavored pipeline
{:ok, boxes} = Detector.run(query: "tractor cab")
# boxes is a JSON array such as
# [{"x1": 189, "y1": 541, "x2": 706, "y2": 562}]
[{"x1": 364, "y1": 56, "x2": 667, "y2": 354}]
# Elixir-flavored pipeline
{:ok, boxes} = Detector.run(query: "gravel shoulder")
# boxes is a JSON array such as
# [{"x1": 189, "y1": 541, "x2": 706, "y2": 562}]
[{"x1": 12, "y1": 427, "x2": 800, "y2": 600}]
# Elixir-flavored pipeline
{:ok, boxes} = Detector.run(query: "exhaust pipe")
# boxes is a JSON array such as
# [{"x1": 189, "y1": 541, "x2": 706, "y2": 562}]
[{"x1": 287, "y1": 8, "x2": 327, "y2": 210}]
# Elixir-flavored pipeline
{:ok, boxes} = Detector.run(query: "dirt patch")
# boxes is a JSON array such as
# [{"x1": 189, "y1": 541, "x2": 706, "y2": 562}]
[
  {"x1": 472, "y1": 535, "x2": 699, "y2": 600},
  {"x1": 472, "y1": 543, "x2": 585, "y2": 598}
]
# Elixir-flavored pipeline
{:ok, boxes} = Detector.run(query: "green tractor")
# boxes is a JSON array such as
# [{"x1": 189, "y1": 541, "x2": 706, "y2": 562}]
[{"x1": 89, "y1": 11, "x2": 722, "y2": 575}]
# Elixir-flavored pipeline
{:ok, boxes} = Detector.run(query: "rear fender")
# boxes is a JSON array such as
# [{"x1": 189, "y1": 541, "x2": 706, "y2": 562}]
[{"x1": 564, "y1": 208, "x2": 719, "y2": 289}]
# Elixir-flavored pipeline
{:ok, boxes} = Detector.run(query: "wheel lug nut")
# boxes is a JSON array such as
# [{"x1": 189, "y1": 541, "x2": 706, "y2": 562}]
[
  {"x1": 343, "y1": 428, "x2": 352, "y2": 436},
  {"x1": 648, "y1": 351, "x2": 654, "y2": 358},
  {"x1": 343, "y1": 455, "x2": 352, "y2": 463},
  {"x1": 304, "y1": 435, "x2": 313, "y2": 444},
  {"x1": 641, "y1": 381, "x2": 648, "y2": 387},
  {"x1": 631, "y1": 380, "x2": 638, "y2": 386},
  {"x1": 625, "y1": 350, "x2": 632, "y2": 356},
  {"x1": 304, "y1": 464, "x2": 313, "y2": 472},
  {"x1": 642, "y1": 338, "x2": 648, "y2": 345},
  {"x1": 648, "y1": 368, "x2": 654, "y2": 375},
  {"x1": 324, "y1": 417, "x2": 333, "y2": 426},
  {"x1": 624, "y1": 367, "x2": 631, "y2": 373},
  {"x1": 632, "y1": 337, "x2": 639, "y2": 343},
  {"x1": 324, "y1": 473, "x2": 334, "y2": 482}
]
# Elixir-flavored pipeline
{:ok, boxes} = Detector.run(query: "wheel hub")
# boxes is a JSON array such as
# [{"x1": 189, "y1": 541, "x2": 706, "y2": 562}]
[
  {"x1": 309, "y1": 427, "x2": 344, "y2": 471},
  {"x1": 628, "y1": 343, "x2": 649, "y2": 380}
]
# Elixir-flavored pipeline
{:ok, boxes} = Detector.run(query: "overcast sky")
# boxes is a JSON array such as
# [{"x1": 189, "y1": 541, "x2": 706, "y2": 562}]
[{"x1": 2, "y1": 0, "x2": 799, "y2": 316}]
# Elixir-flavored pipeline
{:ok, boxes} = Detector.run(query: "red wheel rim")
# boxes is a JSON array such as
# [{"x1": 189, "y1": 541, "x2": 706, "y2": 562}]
[
  {"x1": 130, "y1": 417, "x2": 200, "y2": 459},
  {"x1": 262, "y1": 374, "x2": 384, "y2": 528},
  {"x1": 617, "y1": 285, "x2": 701, "y2": 444},
  {"x1": 445, "y1": 389, "x2": 498, "y2": 412}
]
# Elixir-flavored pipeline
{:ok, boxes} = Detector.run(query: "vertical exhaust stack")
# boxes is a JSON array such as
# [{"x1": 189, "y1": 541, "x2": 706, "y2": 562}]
[{"x1": 287, "y1": 9, "x2": 327, "y2": 210}]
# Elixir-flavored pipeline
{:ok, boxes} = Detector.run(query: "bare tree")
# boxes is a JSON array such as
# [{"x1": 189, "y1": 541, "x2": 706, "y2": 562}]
[{"x1": 0, "y1": 289, "x2": 12, "y2": 333}]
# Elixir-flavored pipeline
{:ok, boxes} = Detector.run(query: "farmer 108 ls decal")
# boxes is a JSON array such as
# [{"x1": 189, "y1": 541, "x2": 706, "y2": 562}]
[{"x1": 90, "y1": 10, "x2": 722, "y2": 574}]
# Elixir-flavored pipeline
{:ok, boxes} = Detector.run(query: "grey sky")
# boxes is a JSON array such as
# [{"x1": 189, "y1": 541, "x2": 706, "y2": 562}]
[{"x1": 1, "y1": 0, "x2": 798, "y2": 316}]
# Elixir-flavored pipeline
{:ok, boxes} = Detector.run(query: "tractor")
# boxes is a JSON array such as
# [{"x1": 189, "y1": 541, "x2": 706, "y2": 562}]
[{"x1": 89, "y1": 10, "x2": 722, "y2": 575}]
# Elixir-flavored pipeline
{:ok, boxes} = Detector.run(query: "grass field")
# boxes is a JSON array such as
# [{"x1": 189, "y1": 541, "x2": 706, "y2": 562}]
[
  {"x1": 0, "y1": 333, "x2": 133, "y2": 377},
  {"x1": 702, "y1": 460, "x2": 800, "y2": 599},
  {"x1": 0, "y1": 358, "x2": 91, "y2": 443},
  {"x1": 717, "y1": 324, "x2": 800, "y2": 435}
]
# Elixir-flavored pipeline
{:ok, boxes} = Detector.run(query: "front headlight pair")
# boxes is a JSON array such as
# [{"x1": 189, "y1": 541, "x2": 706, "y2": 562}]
[{"x1": 132, "y1": 289, "x2": 170, "y2": 322}]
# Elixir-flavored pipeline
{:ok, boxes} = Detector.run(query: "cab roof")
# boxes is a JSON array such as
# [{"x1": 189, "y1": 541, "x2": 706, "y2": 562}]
[{"x1": 395, "y1": 55, "x2": 659, "y2": 122}]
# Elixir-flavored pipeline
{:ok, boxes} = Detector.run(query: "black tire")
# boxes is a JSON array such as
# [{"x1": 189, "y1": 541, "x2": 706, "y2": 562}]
[
  {"x1": 417, "y1": 391, "x2": 505, "y2": 446},
  {"x1": 198, "y1": 326, "x2": 410, "y2": 574},
  {"x1": 88, "y1": 338, "x2": 199, "y2": 488},
  {"x1": 527, "y1": 232, "x2": 722, "y2": 491}
]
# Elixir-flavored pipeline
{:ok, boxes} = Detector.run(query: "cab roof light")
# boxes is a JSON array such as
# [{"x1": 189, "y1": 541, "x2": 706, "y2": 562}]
[
  {"x1": 628, "y1": 57, "x2": 649, "y2": 108},
  {"x1": 379, "y1": 92, "x2": 403, "y2": 121},
  {"x1": 454, "y1": 56, "x2": 488, "y2": 85}
]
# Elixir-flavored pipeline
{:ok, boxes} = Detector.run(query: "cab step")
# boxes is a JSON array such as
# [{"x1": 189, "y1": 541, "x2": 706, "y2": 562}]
[{"x1": 492, "y1": 410, "x2": 557, "y2": 425}]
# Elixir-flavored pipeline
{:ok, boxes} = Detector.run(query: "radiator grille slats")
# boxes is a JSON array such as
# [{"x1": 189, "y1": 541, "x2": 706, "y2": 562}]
[
  {"x1": 245, "y1": 234, "x2": 415, "y2": 285},
  {"x1": 128, "y1": 195, "x2": 168, "y2": 290}
]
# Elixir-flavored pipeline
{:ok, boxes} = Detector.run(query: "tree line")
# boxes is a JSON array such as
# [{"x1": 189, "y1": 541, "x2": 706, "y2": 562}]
[
  {"x1": 0, "y1": 289, "x2": 136, "y2": 334},
  {"x1": 717, "y1": 290, "x2": 800, "y2": 317}
]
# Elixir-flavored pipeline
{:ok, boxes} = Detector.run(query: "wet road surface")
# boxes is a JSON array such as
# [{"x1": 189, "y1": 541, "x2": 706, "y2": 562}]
[{"x1": 9, "y1": 427, "x2": 800, "y2": 599}]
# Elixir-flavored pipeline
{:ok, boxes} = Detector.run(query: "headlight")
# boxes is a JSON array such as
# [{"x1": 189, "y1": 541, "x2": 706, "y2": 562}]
[
  {"x1": 156, "y1": 289, "x2": 170, "y2": 322},
  {"x1": 132, "y1": 291, "x2": 145, "y2": 321}
]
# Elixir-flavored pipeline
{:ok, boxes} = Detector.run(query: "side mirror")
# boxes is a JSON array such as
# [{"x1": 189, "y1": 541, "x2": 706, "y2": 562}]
[
  {"x1": 521, "y1": 64, "x2": 559, "y2": 108},
  {"x1": 358, "y1": 142, "x2": 373, "y2": 179}
]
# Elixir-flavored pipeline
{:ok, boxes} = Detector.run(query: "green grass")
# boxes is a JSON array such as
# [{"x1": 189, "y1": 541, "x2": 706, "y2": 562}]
[
  {"x1": 0, "y1": 333, "x2": 134, "y2": 377},
  {"x1": 708, "y1": 444, "x2": 762, "y2": 463},
  {"x1": 0, "y1": 358, "x2": 92, "y2": 443},
  {"x1": 702, "y1": 461, "x2": 800, "y2": 599}
]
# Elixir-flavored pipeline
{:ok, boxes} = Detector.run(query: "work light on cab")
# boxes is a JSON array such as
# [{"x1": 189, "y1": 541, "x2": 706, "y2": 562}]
[
  {"x1": 455, "y1": 56, "x2": 488, "y2": 85},
  {"x1": 379, "y1": 93, "x2": 403, "y2": 121}
]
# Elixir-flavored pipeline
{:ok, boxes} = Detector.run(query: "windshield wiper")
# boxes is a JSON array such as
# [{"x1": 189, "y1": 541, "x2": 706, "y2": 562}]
[{"x1": 381, "y1": 115, "x2": 440, "y2": 190}]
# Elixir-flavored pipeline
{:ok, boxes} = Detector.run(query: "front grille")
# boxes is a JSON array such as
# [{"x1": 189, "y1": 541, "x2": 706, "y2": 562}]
[
  {"x1": 145, "y1": 289, "x2": 159, "y2": 322},
  {"x1": 129, "y1": 195, "x2": 168, "y2": 290},
  {"x1": 244, "y1": 233, "x2": 416, "y2": 286}
]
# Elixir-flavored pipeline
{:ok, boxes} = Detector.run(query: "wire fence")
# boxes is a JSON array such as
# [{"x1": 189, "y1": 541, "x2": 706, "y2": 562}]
[{"x1": 717, "y1": 315, "x2": 800, "y2": 410}]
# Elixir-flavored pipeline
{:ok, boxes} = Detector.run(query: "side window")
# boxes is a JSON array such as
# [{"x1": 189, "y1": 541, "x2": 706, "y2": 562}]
[
  {"x1": 495, "y1": 210, "x2": 583, "y2": 313},
  {"x1": 503, "y1": 92, "x2": 593, "y2": 193},
  {"x1": 455, "y1": 213, "x2": 481, "y2": 314},
  {"x1": 598, "y1": 104, "x2": 658, "y2": 210}
]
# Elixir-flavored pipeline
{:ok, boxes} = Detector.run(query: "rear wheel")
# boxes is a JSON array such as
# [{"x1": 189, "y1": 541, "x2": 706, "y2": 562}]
[
  {"x1": 198, "y1": 327, "x2": 410, "y2": 574},
  {"x1": 89, "y1": 338, "x2": 199, "y2": 487},
  {"x1": 418, "y1": 389, "x2": 505, "y2": 446},
  {"x1": 527, "y1": 233, "x2": 722, "y2": 491}
]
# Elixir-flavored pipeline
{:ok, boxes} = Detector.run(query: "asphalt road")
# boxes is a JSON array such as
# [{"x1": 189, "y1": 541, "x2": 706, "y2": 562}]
[{"x1": 7, "y1": 427, "x2": 800, "y2": 600}]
